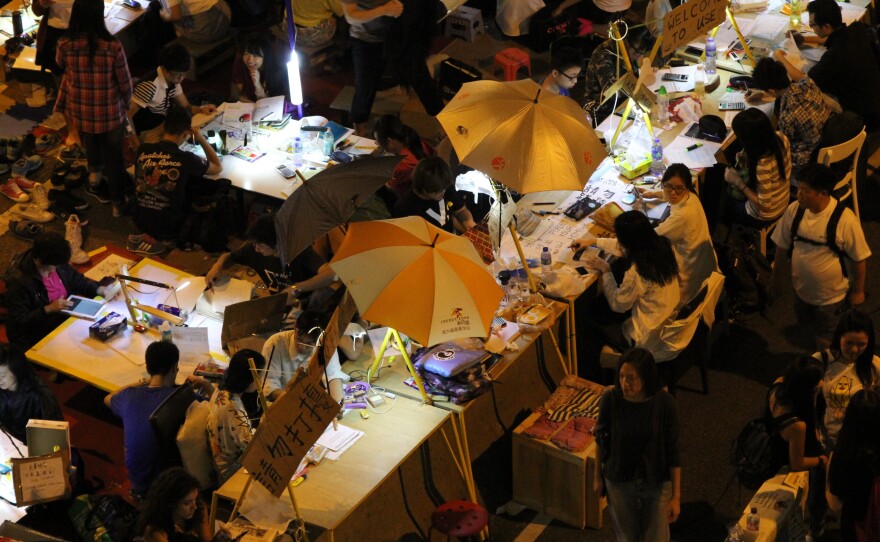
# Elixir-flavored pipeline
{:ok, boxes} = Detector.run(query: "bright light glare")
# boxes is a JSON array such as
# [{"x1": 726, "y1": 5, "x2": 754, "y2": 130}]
[{"x1": 287, "y1": 53, "x2": 303, "y2": 106}]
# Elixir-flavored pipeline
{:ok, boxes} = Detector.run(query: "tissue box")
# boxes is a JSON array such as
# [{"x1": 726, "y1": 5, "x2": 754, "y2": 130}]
[
  {"x1": 614, "y1": 155, "x2": 651, "y2": 179},
  {"x1": 89, "y1": 312, "x2": 127, "y2": 342}
]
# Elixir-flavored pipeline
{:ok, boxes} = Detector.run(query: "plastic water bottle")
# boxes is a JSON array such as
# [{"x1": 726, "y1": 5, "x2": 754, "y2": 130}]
[
  {"x1": 541, "y1": 247, "x2": 555, "y2": 283},
  {"x1": 498, "y1": 271, "x2": 512, "y2": 307},
  {"x1": 321, "y1": 129, "x2": 334, "y2": 158},
  {"x1": 705, "y1": 36, "x2": 717, "y2": 75},
  {"x1": 654, "y1": 86, "x2": 669, "y2": 128},
  {"x1": 790, "y1": 0, "x2": 802, "y2": 29},
  {"x1": 292, "y1": 137, "x2": 304, "y2": 168},
  {"x1": 726, "y1": 523, "x2": 745, "y2": 542},
  {"x1": 159, "y1": 321, "x2": 173, "y2": 342},
  {"x1": 650, "y1": 138, "x2": 665, "y2": 177},
  {"x1": 746, "y1": 507, "x2": 760, "y2": 532},
  {"x1": 694, "y1": 64, "x2": 706, "y2": 97}
]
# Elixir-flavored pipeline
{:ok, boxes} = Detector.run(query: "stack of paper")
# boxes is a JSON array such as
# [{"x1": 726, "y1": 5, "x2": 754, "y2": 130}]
[
  {"x1": 316, "y1": 423, "x2": 365, "y2": 460},
  {"x1": 730, "y1": 0, "x2": 768, "y2": 13}
]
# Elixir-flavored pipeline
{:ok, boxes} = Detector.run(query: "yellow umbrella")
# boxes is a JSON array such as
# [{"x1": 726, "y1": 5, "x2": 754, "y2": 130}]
[
  {"x1": 329, "y1": 216, "x2": 503, "y2": 347},
  {"x1": 437, "y1": 78, "x2": 608, "y2": 193}
]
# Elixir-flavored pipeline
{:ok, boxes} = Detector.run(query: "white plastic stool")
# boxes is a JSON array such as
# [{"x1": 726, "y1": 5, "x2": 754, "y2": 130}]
[{"x1": 445, "y1": 6, "x2": 485, "y2": 42}]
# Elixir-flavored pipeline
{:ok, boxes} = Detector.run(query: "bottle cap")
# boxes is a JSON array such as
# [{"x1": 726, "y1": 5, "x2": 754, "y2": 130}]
[
  {"x1": 750, "y1": 507, "x2": 757, "y2": 513},
  {"x1": 658, "y1": 85, "x2": 667, "y2": 95}
]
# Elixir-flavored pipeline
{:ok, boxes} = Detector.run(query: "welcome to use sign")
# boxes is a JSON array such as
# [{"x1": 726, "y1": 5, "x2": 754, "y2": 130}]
[{"x1": 661, "y1": 0, "x2": 727, "y2": 57}]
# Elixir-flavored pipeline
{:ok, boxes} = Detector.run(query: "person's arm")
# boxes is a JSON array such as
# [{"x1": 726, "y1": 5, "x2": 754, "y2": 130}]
[
  {"x1": 103, "y1": 380, "x2": 144, "y2": 409},
  {"x1": 825, "y1": 452, "x2": 844, "y2": 514},
  {"x1": 205, "y1": 252, "x2": 234, "y2": 286},
  {"x1": 849, "y1": 259, "x2": 867, "y2": 306},
  {"x1": 185, "y1": 375, "x2": 215, "y2": 398},
  {"x1": 723, "y1": 167, "x2": 767, "y2": 212},
  {"x1": 175, "y1": 92, "x2": 216, "y2": 117},
  {"x1": 160, "y1": 2, "x2": 183, "y2": 22},
  {"x1": 782, "y1": 421, "x2": 826, "y2": 470},
  {"x1": 772, "y1": 49, "x2": 806, "y2": 81},
  {"x1": 291, "y1": 264, "x2": 336, "y2": 293},
  {"x1": 452, "y1": 206, "x2": 476, "y2": 232},
  {"x1": 143, "y1": 526, "x2": 171, "y2": 542},
  {"x1": 193, "y1": 129, "x2": 223, "y2": 175},
  {"x1": 115, "y1": 43, "x2": 133, "y2": 108},
  {"x1": 342, "y1": 0, "x2": 403, "y2": 23},
  {"x1": 668, "y1": 466, "x2": 682, "y2": 523}
]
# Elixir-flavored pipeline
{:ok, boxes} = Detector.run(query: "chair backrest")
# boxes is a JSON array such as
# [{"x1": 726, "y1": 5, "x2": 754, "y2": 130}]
[
  {"x1": 149, "y1": 384, "x2": 197, "y2": 469},
  {"x1": 656, "y1": 272, "x2": 725, "y2": 362},
  {"x1": 818, "y1": 128, "x2": 866, "y2": 194}
]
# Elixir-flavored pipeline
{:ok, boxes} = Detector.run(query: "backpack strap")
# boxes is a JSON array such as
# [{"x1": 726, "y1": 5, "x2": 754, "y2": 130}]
[{"x1": 790, "y1": 200, "x2": 849, "y2": 278}]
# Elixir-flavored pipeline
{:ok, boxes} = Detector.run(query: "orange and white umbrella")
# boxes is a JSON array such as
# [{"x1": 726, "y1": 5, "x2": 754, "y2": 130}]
[
  {"x1": 329, "y1": 216, "x2": 503, "y2": 347},
  {"x1": 437, "y1": 78, "x2": 608, "y2": 193}
]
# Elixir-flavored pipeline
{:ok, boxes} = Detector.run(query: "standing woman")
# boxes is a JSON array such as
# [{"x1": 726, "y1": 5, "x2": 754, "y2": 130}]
[
  {"x1": 54, "y1": 0, "x2": 133, "y2": 217},
  {"x1": 722, "y1": 108, "x2": 792, "y2": 227},
  {"x1": 594, "y1": 348, "x2": 681, "y2": 542},
  {"x1": 814, "y1": 309, "x2": 880, "y2": 451}
]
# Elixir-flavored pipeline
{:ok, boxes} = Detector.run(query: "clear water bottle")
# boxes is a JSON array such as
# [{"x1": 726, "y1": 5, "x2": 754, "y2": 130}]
[
  {"x1": 746, "y1": 507, "x2": 760, "y2": 532},
  {"x1": 498, "y1": 270, "x2": 512, "y2": 307},
  {"x1": 321, "y1": 129, "x2": 334, "y2": 158},
  {"x1": 292, "y1": 137, "x2": 304, "y2": 168},
  {"x1": 159, "y1": 321, "x2": 173, "y2": 342},
  {"x1": 705, "y1": 36, "x2": 717, "y2": 75},
  {"x1": 790, "y1": 0, "x2": 802, "y2": 29},
  {"x1": 694, "y1": 64, "x2": 706, "y2": 97},
  {"x1": 726, "y1": 523, "x2": 745, "y2": 542},
  {"x1": 654, "y1": 86, "x2": 669, "y2": 128},
  {"x1": 650, "y1": 138, "x2": 665, "y2": 177},
  {"x1": 541, "y1": 247, "x2": 555, "y2": 283}
]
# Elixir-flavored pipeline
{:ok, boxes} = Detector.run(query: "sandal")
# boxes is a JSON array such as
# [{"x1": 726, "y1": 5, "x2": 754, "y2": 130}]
[{"x1": 10, "y1": 220, "x2": 44, "y2": 241}]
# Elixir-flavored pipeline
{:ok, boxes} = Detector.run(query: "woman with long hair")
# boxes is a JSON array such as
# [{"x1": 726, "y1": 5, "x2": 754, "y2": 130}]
[
  {"x1": 814, "y1": 309, "x2": 880, "y2": 450},
  {"x1": 723, "y1": 108, "x2": 792, "y2": 226},
  {"x1": 231, "y1": 34, "x2": 289, "y2": 103},
  {"x1": 54, "y1": 0, "x2": 133, "y2": 217},
  {"x1": 206, "y1": 349, "x2": 265, "y2": 483},
  {"x1": 827, "y1": 389, "x2": 880, "y2": 541},
  {"x1": 574, "y1": 211, "x2": 680, "y2": 379},
  {"x1": 0, "y1": 345, "x2": 64, "y2": 444},
  {"x1": 594, "y1": 348, "x2": 681, "y2": 541},
  {"x1": 138, "y1": 467, "x2": 227, "y2": 542}
]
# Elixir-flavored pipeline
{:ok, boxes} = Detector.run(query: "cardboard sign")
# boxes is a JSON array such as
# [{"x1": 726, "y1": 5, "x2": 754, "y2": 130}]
[
  {"x1": 661, "y1": 0, "x2": 727, "y2": 57},
  {"x1": 11, "y1": 450, "x2": 71, "y2": 506},
  {"x1": 321, "y1": 290, "x2": 357, "y2": 362},
  {"x1": 601, "y1": 72, "x2": 656, "y2": 112},
  {"x1": 240, "y1": 368, "x2": 341, "y2": 497}
]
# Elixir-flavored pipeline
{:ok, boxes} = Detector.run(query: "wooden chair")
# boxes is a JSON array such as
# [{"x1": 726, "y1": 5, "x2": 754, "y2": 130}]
[
  {"x1": 758, "y1": 214, "x2": 784, "y2": 258},
  {"x1": 817, "y1": 128, "x2": 866, "y2": 218}
]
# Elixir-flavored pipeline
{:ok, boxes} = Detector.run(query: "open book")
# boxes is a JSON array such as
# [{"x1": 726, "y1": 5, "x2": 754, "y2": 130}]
[{"x1": 224, "y1": 96, "x2": 286, "y2": 124}]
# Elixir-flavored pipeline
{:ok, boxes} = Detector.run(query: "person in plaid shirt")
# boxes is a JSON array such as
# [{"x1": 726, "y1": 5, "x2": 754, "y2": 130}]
[
  {"x1": 750, "y1": 53, "x2": 832, "y2": 173},
  {"x1": 54, "y1": 0, "x2": 133, "y2": 218}
]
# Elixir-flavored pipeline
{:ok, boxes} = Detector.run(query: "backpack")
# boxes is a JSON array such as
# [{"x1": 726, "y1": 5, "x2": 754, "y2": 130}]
[
  {"x1": 68, "y1": 494, "x2": 137, "y2": 542},
  {"x1": 179, "y1": 184, "x2": 243, "y2": 253},
  {"x1": 789, "y1": 201, "x2": 848, "y2": 278},
  {"x1": 730, "y1": 413, "x2": 797, "y2": 490},
  {"x1": 716, "y1": 227, "x2": 773, "y2": 315}
]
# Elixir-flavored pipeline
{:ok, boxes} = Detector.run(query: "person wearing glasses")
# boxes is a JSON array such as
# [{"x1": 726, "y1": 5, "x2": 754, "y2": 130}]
[
  {"x1": 541, "y1": 47, "x2": 584, "y2": 98},
  {"x1": 789, "y1": 0, "x2": 880, "y2": 130},
  {"x1": 633, "y1": 164, "x2": 718, "y2": 306}
]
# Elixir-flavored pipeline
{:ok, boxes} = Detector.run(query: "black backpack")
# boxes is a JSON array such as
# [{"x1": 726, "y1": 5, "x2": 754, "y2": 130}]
[
  {"x1": 716, "y1": 227, "x2": 773, "y2": 315},
  {"x1": 179, "y1": 182, "x2": 243, "y2": 253},
  {"x1": 789, "y1": 200, "x2": 848, "y2": 278},
  {"x1": 730, "y1": 411, "x2": 797, "y2": 489}
]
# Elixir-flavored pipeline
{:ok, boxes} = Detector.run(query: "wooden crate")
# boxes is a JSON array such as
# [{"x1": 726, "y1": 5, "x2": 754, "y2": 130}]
[{"x1": 512, "y1": 412, "x2": 604, "y2": 529}]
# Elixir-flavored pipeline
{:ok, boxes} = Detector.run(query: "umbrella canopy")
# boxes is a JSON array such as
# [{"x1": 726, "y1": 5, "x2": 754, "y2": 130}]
[
  {"x1": 329, "y1": 216, "x2": 503, "y2": 347},
  {"x1": 437, "y1": 79, "x2": 608, "y2": 193},
  {"x1": 275, "y1": 155, "x2": 403, "y2": 266}
]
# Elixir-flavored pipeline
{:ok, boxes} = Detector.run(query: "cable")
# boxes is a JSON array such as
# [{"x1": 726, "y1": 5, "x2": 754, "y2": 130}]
[
  {"x1": 419, "y1": 443, "x2": 445, "y2": 507},
  {"x1": 0, "y1": 426, "x2": 24, "y2": 458},
  {"x1": 397, "y1": 467, "x2": 426, "y2": 540}
]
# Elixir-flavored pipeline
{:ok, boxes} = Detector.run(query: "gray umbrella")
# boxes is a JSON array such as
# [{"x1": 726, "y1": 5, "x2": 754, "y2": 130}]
[{"x1": 274, "y1": 155, "x2": 404, "y2": 266}]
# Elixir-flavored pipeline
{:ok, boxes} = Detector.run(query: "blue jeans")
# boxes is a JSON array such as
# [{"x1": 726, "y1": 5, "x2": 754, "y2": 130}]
[{"x1": 605, "y1": 479, "x2": 672, "y2": 542}]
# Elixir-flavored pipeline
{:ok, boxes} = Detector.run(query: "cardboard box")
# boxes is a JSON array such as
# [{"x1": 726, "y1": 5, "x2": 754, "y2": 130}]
[{"x1": 89, "y1": 311, "x2": 127, "y2": 342}]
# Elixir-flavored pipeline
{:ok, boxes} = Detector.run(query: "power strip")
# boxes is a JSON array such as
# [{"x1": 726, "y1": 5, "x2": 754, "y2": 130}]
[{"x1": 366, "y1": 394, "x2": 386, "y2": 407}]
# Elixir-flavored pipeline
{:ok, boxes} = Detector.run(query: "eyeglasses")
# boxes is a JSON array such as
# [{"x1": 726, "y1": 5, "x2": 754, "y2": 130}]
[
  {"x1": 559, "y1": 71, "x2": 580, "y2": 82},
  {"x1": 662, "y1": 184, "x2": 688, "y2": 194}
]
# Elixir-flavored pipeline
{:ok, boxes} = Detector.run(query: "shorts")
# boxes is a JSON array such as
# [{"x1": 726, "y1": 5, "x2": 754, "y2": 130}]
[{"x1": 793, "y1": 296, "x2": 846, "y2": 344}]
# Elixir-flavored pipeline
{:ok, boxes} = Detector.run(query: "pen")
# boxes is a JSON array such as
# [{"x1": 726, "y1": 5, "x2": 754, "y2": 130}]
[
  {"x1": 535, "y1": 211, "x2": 560, "y2": 215},
  {"x1": 686, "y1": 143, "x2": 703, "y2": 151},
  {"x1": 534, "y1": 202, "x2": 555, "y2": 205},
  {"x1": 260, "y1": 112, "x2": 273, "y2": 121}
]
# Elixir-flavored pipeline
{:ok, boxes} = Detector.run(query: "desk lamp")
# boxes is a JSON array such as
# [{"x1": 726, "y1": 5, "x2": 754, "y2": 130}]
[
  {"x1": 115, "y1": 274, "x2": 185, "y2": 332},
  {"x1": 285, "y1": 0, "x2": 304, "y2": 119}
]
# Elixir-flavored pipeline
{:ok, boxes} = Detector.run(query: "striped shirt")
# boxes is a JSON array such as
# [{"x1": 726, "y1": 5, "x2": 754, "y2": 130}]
[
  {"x1": 132, "y1": 69, "x2": 181, "y2": 115},
  {"x1": 746, "y1": 132, "x2": 791, "y2": 222},
  {"x1": 54, "y1": 36, "x2": 132, "y2": 134}
]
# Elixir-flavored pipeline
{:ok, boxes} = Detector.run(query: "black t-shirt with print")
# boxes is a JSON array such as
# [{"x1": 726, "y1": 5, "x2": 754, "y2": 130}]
[
  {"x1": 229, "y1": 242, "x2": 325, "y2": 292},
  {"x1": 392, "y1": 187, "x2": 465, "y2": 232},
  {"x1": 134, "y1": 140, "x2": 209, "y2": 240}
]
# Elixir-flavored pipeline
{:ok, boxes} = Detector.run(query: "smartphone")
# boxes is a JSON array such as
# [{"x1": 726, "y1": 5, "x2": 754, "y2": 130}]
[
  {"x1": 719, "y1": 102, "x2": 746, "y2": 110},
  {"x1": 575, "y1": 266, "x2": 589, "y2": 276},
  {"x1": 276, "y1": 164, "x2": 297, "y2": 179},
  {"x1": 662, "y1": 73, "x2": 689, "y2": 82},
  {"x1": 122, "y1": 0, "x2": 142, "y2": 9}
]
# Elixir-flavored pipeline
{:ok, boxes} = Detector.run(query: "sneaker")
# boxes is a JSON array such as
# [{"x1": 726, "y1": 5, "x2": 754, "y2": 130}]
[
  {"x1": 65, "y1": 165, "x2": 89, "y2": 188},
  {"x1": 65, "y1": 214, "x2": 89, "y2": 265},
  {"x1": 34, "y1": 134, "x2": 60, "y2": 154},
  {"x1": 11, "y1": 175, "x2": 37, "y2": 192},
  {"x1": 48, "y1": 188, "x2": 89, "y2": 211},
  {"x1": 127, "y1": 234, "x2": 165, "y2": 255},
  {"x1": 11, "y1": 203, "x2": 54, "y2": 223},
  {"x1": 11, "y1": 155, "x2": 42, "y2": 176},
  {"x1": 30, "y1": 183, "x2": 49, "y2": 210},
  {"x1": 86, "y1": 182, "x2": 111, "y2": 204},
  {"x1": 59, "y1": 144, "x2": 86, "y2": 161},
  {"x1": 6, "y1": 137, "x2": 22, "y2": 161},
  {"x1": 0, "y1": 179, "x2": 29, "y2": 203},
  {"x1": 9, "y1": 220, "x2": 44, "y2": 242},
  {"x1": 51, "y1": 162, "x2": 70, "y2": 187}
]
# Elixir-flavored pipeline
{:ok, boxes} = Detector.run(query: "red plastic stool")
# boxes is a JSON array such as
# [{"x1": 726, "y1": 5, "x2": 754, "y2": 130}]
[
  {"x1": 493, "y1": 48, "x2": 531, "y2": 81},
  {"x1": 429, "y1": 500, "x2": 490, "y2": 541}
]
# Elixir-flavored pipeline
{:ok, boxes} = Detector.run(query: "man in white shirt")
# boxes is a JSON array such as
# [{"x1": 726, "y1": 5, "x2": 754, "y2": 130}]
[{"x1": 771, "y1": 163, "x2": 871, "y2": 350}]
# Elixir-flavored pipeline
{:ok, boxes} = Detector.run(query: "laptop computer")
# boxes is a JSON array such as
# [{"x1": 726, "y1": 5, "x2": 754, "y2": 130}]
[{"x1": 220, "y1": 292, "x2": 288, "y2": 354}]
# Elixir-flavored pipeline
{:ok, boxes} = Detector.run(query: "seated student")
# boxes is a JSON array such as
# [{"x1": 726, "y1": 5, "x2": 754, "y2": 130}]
[
  {"x1": 158, "y1": 0, "x2": 231, "y2": 44},
  {"x1": 261, "y1": 311, "x2": 349, "y2": 402},
  {"x1": 0, "y1": 345, "x2": 64, "y2": 444},
  {"x1": 137, "y1": 467, "x2": 229, "y2": 542},
  {"x1": 4, "y1": 232, "x2": 113, "y2": 350},
  {"x1": 748, "y1": 54, "x2": 832, "y2": 172},
  {"x1": 768, "y1": 357, "x2": 828, "y2": 536},
  {"x1": 105, "y1": 342, "x2": 213, "y2": 499},
  {"x1": 633, "y1": 163, "x2": 718, "y2": 305},
  {"x1": 293, "y1": 0, "x2": 344, "y2": 48},
  {"x1": 392, "y1": 157, "x2": 476, "y2": 233},
  {"x1": 573, "y1": 211, "x2": 680, "y2": 379},
  {"x1": 128, "y1": 105, "x2": 224, "y2": 256},
  {"x1": 231, "y1": 34, "x2": 289, "y2": 103},
  {"x1": 541, "y1": 47, "x2": 583, "y2": 98},
  {"x1": 204, "y1": 214, "x2": 338, "y2": 309},
  {"x1": 722, "y1": 108, "x2": 791, "y2": 227},
  {"x1": 373, "y1": 114, "x2": 433, "y2": 197},
  {"x1": 206, "y1": 349, "x2": 264, "y2": 483},
  {"x1": 127, "y1": 43, "x2": 218, "y2": 146}
]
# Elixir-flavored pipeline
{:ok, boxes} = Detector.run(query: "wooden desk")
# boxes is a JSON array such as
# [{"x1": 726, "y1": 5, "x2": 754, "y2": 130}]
[
  {"x1": 26, "y1": 258, "x2": 226, "y2": 392},
  {"x1": 341, "y1": 302, "x2": 568, "y2": 505},
  {"x1": 213, "y1": 396, "x2": 452, "y2": 542}
]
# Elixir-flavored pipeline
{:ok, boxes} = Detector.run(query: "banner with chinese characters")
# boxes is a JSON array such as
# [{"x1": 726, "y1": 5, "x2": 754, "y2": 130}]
[{"x1": 241, "y1": 368, "x2": 341, "y2": 497}]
